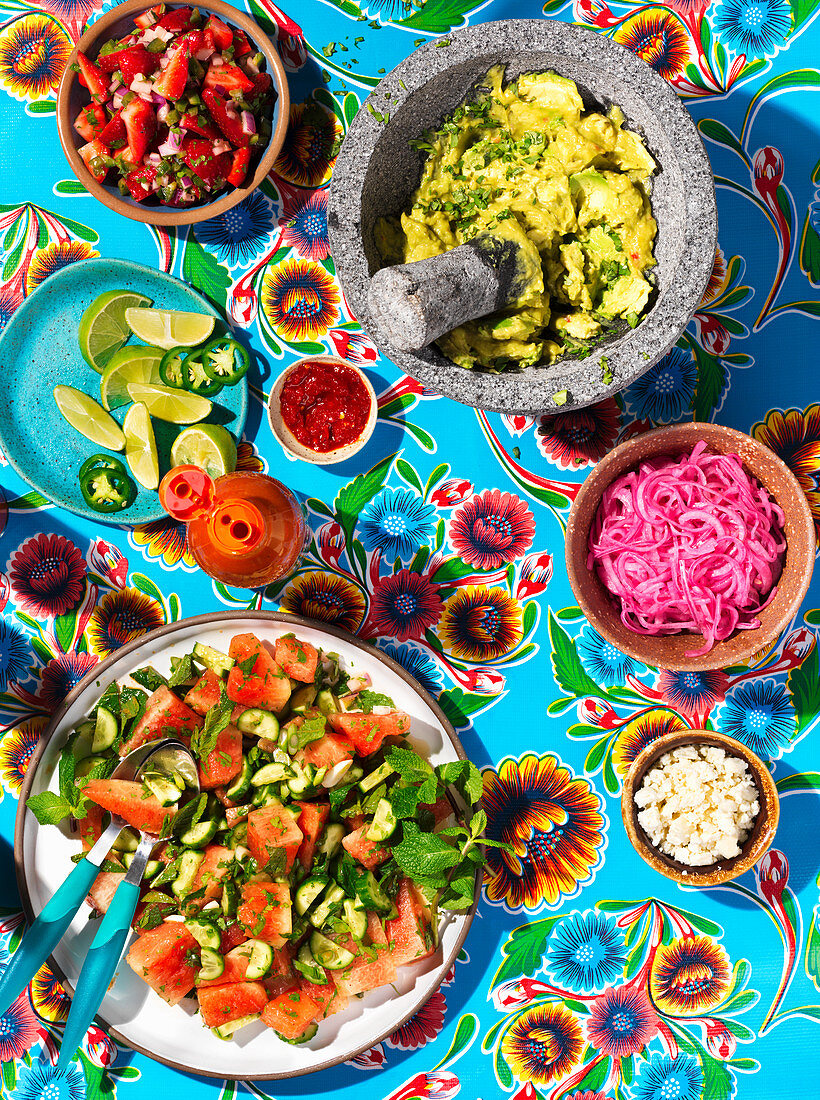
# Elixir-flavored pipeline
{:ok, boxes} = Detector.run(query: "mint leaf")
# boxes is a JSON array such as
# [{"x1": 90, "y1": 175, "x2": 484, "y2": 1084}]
[
  {"x1": 262, "y1": 847, "x2": 288, "y2": 879},
  {"x1": 390, "y1": 785, "x2": 424, "y2": 819},
  {"x1": 391, "y1": 821, "x2": 460, "y2": 882},
  {"x1": 192, "y1": 683, "x2": 232, "y2": 760},
  {"x1": 120, "y1": 687, "x2": 147, "y2": 726},
  {"x1": 58, "y1": 733, "x2": 80, "y2": 804},
  {"x1": 131, "y1": 666, "x2": 168, "y2": 692},
  {"x1": 436, "y1": 759, "x2": 483, "y2": 805},
  {"x1": 386, "y1": 745, "x2": 434, "y2": 781},
  {"x1": 358, "y1": 689, "x2": 395, "y2": 713},
  {"x1": 470, "y1": 809, "x2": 488, "y2": 838},
  {"x1": 288, "y1": 714, "x2": 326, "y2": 752},
  {"x1": 236, "y1": 654, "x2": 257, "y2": 678},
  {"x1": 168, "y1": 653, "x2": 195, "y2": 688},
  {"x1": 26, "y1": 791, "x2": 74, "y2": 825}
]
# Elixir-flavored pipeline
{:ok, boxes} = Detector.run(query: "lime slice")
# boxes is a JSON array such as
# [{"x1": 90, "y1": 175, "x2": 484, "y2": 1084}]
[
  {"x1": 171, "y1": 424, "x2": 238, "y2": 478},
  {"x1": 123, "y1": 402, "x2": 159, "y2": 490},
  {"x1": 78, "y1": 289, "x2": 152, "y2": 372},
  {"x1": 100, "y1": 345, "x2": 165, "y2": 410},
  {"x1": 126, "y1": 383, "x2": 212, "y2": 423},
  {"x1": 125, "y1": 308, "x2": 215, "y2": 351},
  {"x1": 54, "y1": 386, "x2": 125, "y2": 451}
]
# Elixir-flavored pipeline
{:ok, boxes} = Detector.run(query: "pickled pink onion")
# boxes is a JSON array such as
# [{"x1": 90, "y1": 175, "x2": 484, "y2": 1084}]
[{"x1": 588, "y1": 441, "x2": 786, "y2": 656}]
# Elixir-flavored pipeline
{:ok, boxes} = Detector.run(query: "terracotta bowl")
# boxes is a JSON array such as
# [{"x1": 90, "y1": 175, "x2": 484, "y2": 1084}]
[
  {"x1": 621, "y1": 729, "x2": 779, "y2": 886},
  {"x1": 565, "y1": 422, "x2": 814, "y2": 672},
  {"x1": 268, "y1": 356, "x2": 378, "y2": 465},
  {"x1": 56, "y1": 0, "x2": 289, "y2": 226}
]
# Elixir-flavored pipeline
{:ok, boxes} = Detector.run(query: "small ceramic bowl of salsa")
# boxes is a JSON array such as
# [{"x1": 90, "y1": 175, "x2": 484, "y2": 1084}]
[{"x1": 268, "y1": 355, "x2": 378, "y2": 465}]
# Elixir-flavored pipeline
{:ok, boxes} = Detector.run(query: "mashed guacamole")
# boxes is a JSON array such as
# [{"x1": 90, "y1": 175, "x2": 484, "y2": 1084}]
[{"x1": 374, "y1": 66, "x2": 658, "y2": 373}]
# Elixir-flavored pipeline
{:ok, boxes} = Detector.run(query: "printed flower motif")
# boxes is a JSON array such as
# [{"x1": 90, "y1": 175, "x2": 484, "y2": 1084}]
[
  {"x1": 370, "y1": 570, "x2": 443, "y2": 642},
  {"x1": 503, "y1": 413, "x2": 536, "y2": 437},
  {"x1": 38, "y1": 0, "x2": 95, "y2": 31},
  {"x1": 752, "y1": 404, "x2": 820, "y2": 546},
  {"x1": 719, "y1": 679, "x2": 795, "y2": 758},
  {"x1": 379, "y1": 641, "x2": 443, "y2": 696},
  {"x1": 0, "y1": 717, "x2": 44, "y2": 794},
  {"x1": 261, "y1": 258, "x2": 340, "y2": 342},
  {"x1": 586, "y1": 986, "x2": 658, "y2": 1058},
  {"x1": 706, "y1": 1019, "x2": 736, "y2": 1060},
  {"x1": 612, "y1": 10, "x2": 690, "y2": 78},
  {"x1": 328, "y1": 328, "x2": 378, "y2": 364},
  {"x1": 87, "y1": 587, "x2": 165, "y2": 658},
  {"x1": 0, "y1": 14, "x2": 71, "y2": 100},
  {"x1": 387, "y1": 988, "x2": 446, "y2": 1049},
  {"x1": 713, "y1": 0, "x2": 792, "y2": 54},
  {"x1": 656, "y1": 669, "x2": 729, "y2": 717},
  {"x1": 9, "y1": 533, "x2": 86, "y2": 618},
  {"x1": 462, "y1": 666, "x2": 506, "y2": 694},
  {"x1": 86, "y1": 538, "x2": 128, "y2": 589},
  {"x1": 279, "y1": 571, "x2": 366, "y2": 633},
  {"x1": 501, "y1": 1003, "x2": 584, "y2": 1085},
  {"x1": 0, "y1": 991, "x2": 40, "y2": 1061},
  {"x1": 701, "y1": 247, "x2": 728, "y2": 307},
  {"x1": 0, "y1": 283, "x2": 22, "y2": 335},
  {"x1": 449, "y1": 490, "x2": 535, "y2": 570},
  {"x1": 650, "y1": 935, "x2": 731, "y2": 1016},
  {"x1": 30, "y1": 963, "x2": 69, "y2": 1023},
  {"x1": 275, "y1": 100, "x2": 341, "y2": 188},
  {"x1": 537, "y1": 399, "x2": 620, "y2": 470},
  {"x1": 195, "y1": 191, "x2": 274, "y2": 266},
  {"x1": 37, "y1": 652, "x2": 97, "y2": 711},
  {"x1": 15, "y1": 1055, "x2": 85, "y2": 1100},
  {"x1": 631, "y1": 1053, "x2": 703, "y2": 1100},
  {"x1": 627, "y1": 346, "x2": 697, "y2": 423},
  {"x1": 360, "y1": 489, "x2": 437, "y2": 561},
  {"x1": 577, "y1": 625, "x2": 638, "y2": 687},
  {"x1": 515, "y1": 552, "x2": 553, "y2": 600},
  {"x1": 25, "y1": 241, "x2": 97, "y2": 295},
  {"x1": 281, "y1": 189, "x2": 329, "y2": 261},
  {"x1": 611, "y1": 708, "x2": 689, "y2": 777},
  {"x1": 84, "y1": 1023, "x2": 115, "y2": 1067},
  {"x1": 0, "y1": 614, "x2": 30, "y2": 689},
  {"x1": 316, "y1": 521, "x2": 345, "y2": 568},
  {"x1": 566, "y1": 1093, "x2": 613, "y2": 1100},
  {"x1": 438, "y1": 586, "x2": 522, "y2": 662},
  {"x1": 547, "y1": 911, "x2": 627, "y2": 993},
  {"x1": 431, "y1": 479, "x2": 473, "y2": 508},
  {"x1": 483, "y1": 753, "x2": 605, "y2": 910},
  {"x1": 130, "y1": 517, "x2": 194, "y2": 569}
]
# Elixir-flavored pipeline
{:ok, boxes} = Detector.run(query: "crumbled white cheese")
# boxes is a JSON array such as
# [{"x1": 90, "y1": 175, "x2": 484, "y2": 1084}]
[{"x1": 634, "y1": 744, "x2": 760, "y2": 866}]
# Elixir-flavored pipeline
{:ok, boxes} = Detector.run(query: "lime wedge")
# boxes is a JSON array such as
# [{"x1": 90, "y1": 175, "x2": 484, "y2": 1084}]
[
  {"x1": 126, "y1": 383, "x2": 212, "y2": 423},
  {"x1": 171, "y1": 424, "x2": 238, "y2": 478},
  {"x1": 100, "y1": 345, "x2": 165, "y2": 410},
  {"x1": 123, "y1": 402, "x2": 159, "y2": 490},
  {"x1": 125, "y1": 308, "x2": 215, "y2": 351},
  {"x1": 78, "y1": 289, "x2": 152, "y2": 372},
  {"x1": 54, "y1": 386, "x2": 126, "y2": 451}
]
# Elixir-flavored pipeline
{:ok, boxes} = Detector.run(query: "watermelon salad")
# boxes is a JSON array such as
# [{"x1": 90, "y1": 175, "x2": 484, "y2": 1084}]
[
  {"x1": 72, "y1": 4, "x2": 275, "y2": 206},
  {"x1": 28, "y1": 631, "x2": 494, "y2": 1045}
]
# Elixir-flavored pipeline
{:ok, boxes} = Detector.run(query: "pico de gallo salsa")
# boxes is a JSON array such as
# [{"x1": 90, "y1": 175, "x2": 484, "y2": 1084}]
[{"x1": 72, "y1": 4, "x2": 276, "y2": 207}]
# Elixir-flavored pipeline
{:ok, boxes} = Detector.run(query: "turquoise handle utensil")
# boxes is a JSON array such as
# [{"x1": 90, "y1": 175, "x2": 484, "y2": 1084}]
[{"x1": 0, "y1": 856, "x2": 101, "y2": 1018}]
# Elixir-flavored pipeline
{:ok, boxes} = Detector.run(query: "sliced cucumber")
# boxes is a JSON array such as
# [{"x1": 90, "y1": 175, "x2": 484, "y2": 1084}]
[
  {"x1": 289, "y1": 684, "x2": 316, "y2": 714},
  {"x1": 317, "y1": 823, "x2": 345, "y2": 860},
  {"x1": 359, "y1": 762, "x2": 394, "y2": 794},
  {"x1": 229, "y1": 821, "x2": 249, "y2": 848},
  {"x1": 185, "y1": 918, "x2": 221, "y2": 949},
  {"x1": 111, "y1": 827, "x2": 139, "y2": 853},
  {"x1": 143, "y1": 771, "x2": 184, "y2": 807},
  {"x1": 75, "y1": 719, "x2": 96, "y2": 756},
  {"x1": 171, "y1": 850, "x2": 205, "y2": 898},
  {"x1": 321, "y1": 760, "x2": 353, "y2": 788},
  {"x1": 198, "y1": 946, "x2": 225, "y2": 982},
  {"x1": 277, "y1": 1021, "x2": 319, "y2": 1045},
  {"x1": 92, "y1": 706, "x2": 118, "y2": 753},
  {"x1": 356, "y1": 870, "x2": 392, "y2": 914},
  {"x1": 75, "y1": 754, "x2": 107, "y2": 779},
  {"x1": 343, "y1": 898, "x2": 367, "y2": 940},
  {"x1": 179, "y1": 817, "x2": 219, "y2": 849},
  {"x1": 294, "y1": 876, "x2": 328, "y2": 917},
  {"x1": 287, "y1": 763, "x2": 326, "y2": 796},
  {"x1": 242, "y1": 938, "x2": 273, "y2": 980},
  {"x1": 212, "y1": 1013, "x2": 260, "y2": 1040},
  {"x1": 366, "y1": 799, "x2": 397, "y2": 842},
  {"x1": 221, "y1": 879, "x2": 239, "y2": 918},
  {"x1": 316, "y1": 690, "x2": 340, "y2": 716},
  {"x1": 309, "y1": 884, "x2": 345, "y2": 929},
  {"x1": 236, "y1": 708, "x2": 279, "y2": 739},
  {"x1": 294, "y1": 943, "x2": 328, "y2": 985},
  {"x1": 310, "y1": 931, "x2": 355, "y2": 971},
  {"x1": 193, "y1": 642, "x2": 234, "y2": 675},
  {"x1": 119, "y1": 852, "x2": 162, "y2": 878},
  {"x1": 251, "y1": 762, "x2": 291, "y2": 786},
  {"x1": 225, "y1": 755, "x2": 252, "y2": 800}
]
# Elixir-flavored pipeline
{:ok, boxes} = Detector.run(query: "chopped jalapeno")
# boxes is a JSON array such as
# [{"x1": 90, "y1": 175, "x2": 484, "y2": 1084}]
[
  {"x1": 182, "y1": 349, "x2": 224, "y2": 397},
  {"x1": 160, "y1": 346, "x2": 188, "y2": 388},
  {"x1": 79, "y1": 467, "x2": 136, "y2": 512},
  {"x1": 201, "y1": 337, "x2": 250, "y2": 385}
]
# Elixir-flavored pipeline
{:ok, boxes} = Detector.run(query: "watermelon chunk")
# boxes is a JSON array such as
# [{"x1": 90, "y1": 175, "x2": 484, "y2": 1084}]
[
  {"x1": 237, "y1": 882, "x2": 291, "y2": 946},
  {"x1": 342, "y1": 824, "x2": 390, "y2": 870},
  {"x1": 83, "y1": 778, "x2": 175, "y2": 835},
  {"x1": 261, "y1": 986, "x2": 319, "y2": 1040},
  {"x1": 227, "y1": 634, "x2": 291, "y2": 712},
  {"x1": 126, "y1": 922, "x2": 199, "y2": 1005},
  {"x1": 197, "y1": 723, "x2": 242, "y2": 790},
  {"x1": 78, "y1": 802, "x2": 105, "y2": 850},
  {"x1": 198, "y1": 980, "x2": 268, "y2": 1028},
  {"x1": 184, "y1": 669, "x2": 223, "y2": 715},
  {"x1": 294, "y1": 800, "x2": 330, "y2": 872},
  {"x1": 247, "y1": 803, "x2": 303, "y2": 874},
  {"x1": 87, "y1": 869, "x2": 123, "y2": 915},
  {"x1": 187, "y1": 845, "x2": 233, "y2": 909},
  {"x1": 330, "y1": 927, "x2": 397, "y2": 999},
  {"x1": 274, "y1": 636, "x2": 318, "y2": 683},
  {"x1": 295, "y1": 731, "x2": 353, "y2": 771},
  {"x1": 297, "y1": 975, "x2": 343, "y2": 1019},
  {"x1": 385, "y1": 879, "x2": 434, "y2": 967},
  {"x1": 120, "y1": 686, "x2": 202, "y2": 756},
  {"x1": 327, "y1": 710, "x2": 411, "y2": 756}
]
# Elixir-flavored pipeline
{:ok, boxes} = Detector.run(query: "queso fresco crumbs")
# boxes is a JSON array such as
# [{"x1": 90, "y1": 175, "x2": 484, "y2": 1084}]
[{"x1": 375, "y1": 65, "x2": 658, "y2": 373}]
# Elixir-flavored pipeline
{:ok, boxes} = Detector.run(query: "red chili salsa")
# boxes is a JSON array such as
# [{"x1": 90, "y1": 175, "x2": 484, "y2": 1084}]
[{"x1": 279, "y1": 360, "x2": 371, "y2": 453}]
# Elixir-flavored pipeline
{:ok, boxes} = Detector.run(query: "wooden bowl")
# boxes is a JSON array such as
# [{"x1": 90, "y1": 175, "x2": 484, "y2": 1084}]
[
  {"x1": 56, "y1": 0, "x2": 290, "y2": 226},
  {"x1": 565, "y1": 422, "x2": 814, "y2": 671},
  {"x1": 621, "y1": 729, "x2": 779, "y2": 886}
]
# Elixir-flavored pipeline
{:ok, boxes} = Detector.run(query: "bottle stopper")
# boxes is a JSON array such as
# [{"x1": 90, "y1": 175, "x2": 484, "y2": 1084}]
[{"x1": 159, "y1": 465, "x2": 265, "y2": 555}]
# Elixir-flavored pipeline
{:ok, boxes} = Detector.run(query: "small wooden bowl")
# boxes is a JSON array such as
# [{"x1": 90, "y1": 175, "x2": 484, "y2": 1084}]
[
  {"x1": 565, "y1": 422, "x2": 814, "y2": 671},
  {"x1": 56, "y1": 0, "x2": 290, "y2": 226},
  {"x1": 621, "y1": 729, "x2": 779, "y2": 886},
  {"x1": 268, "y1": 356, "x2": 378, "y2": 465}
]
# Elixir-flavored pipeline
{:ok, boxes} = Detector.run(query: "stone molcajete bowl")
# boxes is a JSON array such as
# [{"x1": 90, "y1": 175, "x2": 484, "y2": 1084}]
[{"x1": 329, "y1": 19, "x2": 717, "y2": 414}]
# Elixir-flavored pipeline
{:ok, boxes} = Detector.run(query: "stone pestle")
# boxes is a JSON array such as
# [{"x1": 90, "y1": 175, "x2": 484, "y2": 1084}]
[{"x1": 367, "y1": 233, "x2": 535, "y2": 351}]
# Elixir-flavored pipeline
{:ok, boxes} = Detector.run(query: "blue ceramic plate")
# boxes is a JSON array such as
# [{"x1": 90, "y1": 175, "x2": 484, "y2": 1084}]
[{"x1": 0, "y1": 258, "x2": 247, "y2": 524}]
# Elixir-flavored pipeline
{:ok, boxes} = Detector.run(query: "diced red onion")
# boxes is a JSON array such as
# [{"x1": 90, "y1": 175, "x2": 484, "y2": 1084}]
[
  {"x1": 212, "y1": 140, "x2": 231, "y2": 155},
  {"x1": 157, "y1": 102, "x2": 170, "y2": 123},
  {"x1": 195, "y1": 48, "x2": 214, "y2": 62},
  {"x1": 130, "y1": 76, "x2": 153, "y2": 95},
  {"x1": 112, "y1": 91, "x2": 125, "y2": 109},
  {"x1": 151, "y1": 92, "x2": 167, "y2": 107},
  {"x1": 240, "y1": 110, "x2": 256, "y2": 136},
  {"x1": 240, "y1": 56, "x2": 259, "y2": 76},
  {"x1": 211, "y1": 55, "x2": 224, "y2": 67},
  {"x1": 179, "y1": 175, "x2": 193, "y2": 189},
  {"x1": 145, "y1": 152, "x2": 162, "y2": 167},
  {"x1": 158, "y1": 133, "x2": 182, "y2": 156},
  {"x1": 588, "y1": 441, "x2": 786, "y2": 656},
  {"x1": 109, "y1": 75, "x2": 122, "y2": 93}
]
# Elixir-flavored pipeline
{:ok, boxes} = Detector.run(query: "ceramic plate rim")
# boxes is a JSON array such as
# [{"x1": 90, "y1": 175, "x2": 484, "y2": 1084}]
[{"x1": 14, "y1": 611, "x2": 479, "y2": 1079}]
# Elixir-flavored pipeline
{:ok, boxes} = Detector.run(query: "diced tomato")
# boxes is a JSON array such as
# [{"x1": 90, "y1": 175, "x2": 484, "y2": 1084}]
[
  {"x1": 342, "y1": 823, "x2": 390, "y2": 871},
  {"x1": 152, "y1": 40, "x2": 191, "y2": 100},
  {"x1": 179, "y1": 135, "x2": 232, "y2": 189},
  {"x1": 174, "y1": 28, "x2": 204, "y2": 53},
  {"x1": 237, "y1": 882, "x2": 291, "y2": 946},
  {"x1": 201, "y1": 87, "x2": 248, "y2": 147},
  {"x1": 198, "y1": 980, "x2": 268, "y2": 1028},
  {"x1": 120, "y1": 686, "x2": 202, "y2": 756},
  {"x1": 77, "y1": 52, "x2": 108, "y2": 101},
  {"x1": 198, "y1": 723, "x2": 242, "y2": 790},
  {"x1": 78, "y1": 139, "x2": 109, "y2": 183},
  {"x1": 205, "y1": 15, "x2": 233, "y2": 50},
  {"x1": 184, "y1": 668, "x2": 223, "y2": 715},
  {"x1": 74, "y1": 103, "x2": 106, "y2": 141},
  {"x1": 124, "y1": 166, "x2": 157, "y2": 201},
  {"x1": 98, "y1": 109, "x2": 126, "y2": 146},
  {"x1": 121, "y1": 96, "x2": 156, "y2": 164},
  {"x1": 126, "y1": 921, "x2": 199, "y2": 1005},
  {"x1": 226, "y1": 633, "x2": 290, "y2": 712},
  {"x1": 327, "y1": 710, "x2": 411, "y2": 756},
  {"x1": 180, "y1": 112, "x2": 220, "y2": 140},
  {"x1": 202, "y1": 59, "x2": 254, "y2": 95},
  {"x1": 202, "y1": 27, "x2": 216, "y2": 52},
  {"x1": 231, "y1": 29, "x2": 252, "y2": 57},
  {"x1": 275, "y1": 636, "x2": 318, "y2": 683},
  {"x1": 247, "y1": 803, "x2": 303, "y2": 874},
  {"x1": 261, "y1": 986, "x2": 320, "y2": 1040},
  {"x1": 157, "y1": 5, "x2": 195, "y2": 31},
  {"x1": 294, "y1": 800, "x2": 330, "y2": 873},
  {"x1": 83, "y1": 778, "x2": 174, "y2": 835}
]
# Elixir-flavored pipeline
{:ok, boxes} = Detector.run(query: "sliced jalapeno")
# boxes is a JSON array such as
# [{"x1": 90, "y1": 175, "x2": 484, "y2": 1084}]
[
  {"x1": 79, "y1": 454, "x2": 128, "y2": 480},
  {"x1": 79, "y1": 466, "x2": 136, "y2": 513},
  {"x1": 201, "y1": 337, "x2": 250, "y2": 385},
  {"x1": 160, "y1": 346, "x2": 189, "y2": 389},
  {"x1": 181, "y1": 349, "x2": 224, "y2": 397}
]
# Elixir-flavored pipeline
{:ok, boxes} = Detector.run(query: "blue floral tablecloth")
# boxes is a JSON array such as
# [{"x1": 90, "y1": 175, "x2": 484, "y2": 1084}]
[{"x1": 2, "y1": 1, "x2": 820, "y2": 1098}]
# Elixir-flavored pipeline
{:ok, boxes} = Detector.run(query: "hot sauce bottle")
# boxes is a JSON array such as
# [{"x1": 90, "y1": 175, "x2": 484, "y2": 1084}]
[{"x1": 159, "y1": 466, "x2": 306, "y2": 588}]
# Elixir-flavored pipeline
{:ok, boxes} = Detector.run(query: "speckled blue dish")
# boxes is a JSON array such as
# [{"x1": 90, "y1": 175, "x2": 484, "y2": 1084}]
[{"x1": 0, "y1": 258, "x2": 247, "y2": 524}]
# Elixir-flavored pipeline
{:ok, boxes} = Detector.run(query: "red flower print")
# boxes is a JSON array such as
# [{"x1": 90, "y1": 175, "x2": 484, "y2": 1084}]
[
  {"x1": 37, "y1": 652, "x2": 98, "y2": 711},
  {"x1": 537, "y1": 399, "x2": 621, "y2": 470},
  {"x1": 9, "y1": 533, "x2": 86, "y2": 618},
  {"x1": 369, "y1": 570, "x2": 443, "y2": 642},
  {"x1": 449, "y1": 490, "x2": 535, "y2": 570},
  {"x1": 387, "y1": 988, "x2": 446, "y2": 1049},
  {"x1": 431, "y1": 479, "x2": 473, "y2": 508},
  {"x1": 586, "y1": 986, "x2": 658, "y2": 1058}
]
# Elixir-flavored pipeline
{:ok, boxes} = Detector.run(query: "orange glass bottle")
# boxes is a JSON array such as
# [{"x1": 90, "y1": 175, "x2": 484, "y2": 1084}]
[{"x1": 159, "y1": 466, "x2": 306, "y2": 588}]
